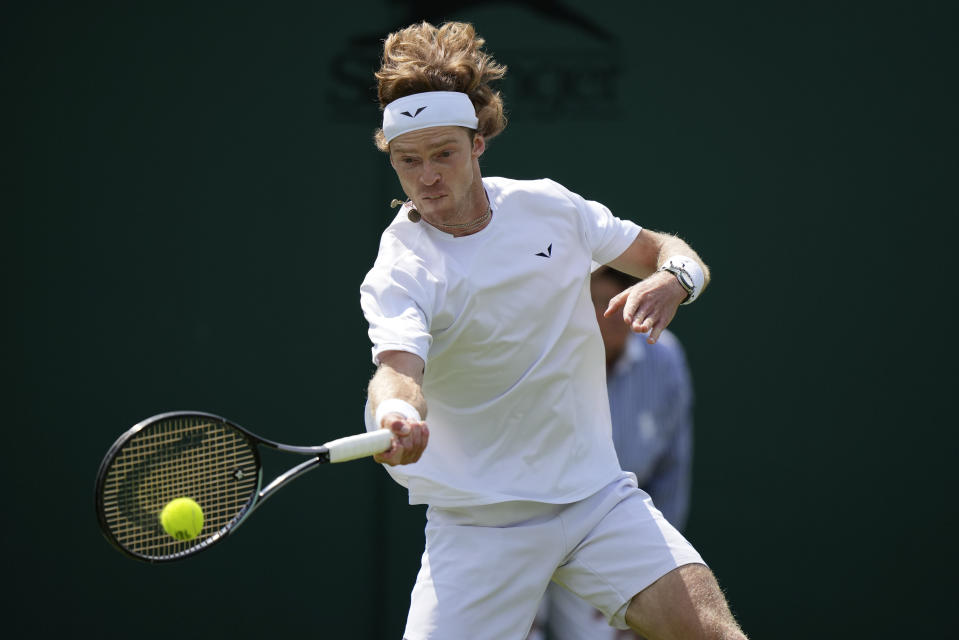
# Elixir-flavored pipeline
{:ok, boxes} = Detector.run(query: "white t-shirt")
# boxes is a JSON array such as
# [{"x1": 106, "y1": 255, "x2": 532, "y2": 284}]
[{"x1": 361, "y1": 177, "x2": 642, "y2": 507}]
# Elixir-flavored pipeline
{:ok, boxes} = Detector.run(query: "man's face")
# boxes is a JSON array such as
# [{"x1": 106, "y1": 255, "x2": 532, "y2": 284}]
[
  {"x1": 389, "y1": 126, "x2": 485, "y2": 222},
  {"x1": 591, "y1": 274, "x2": 631, "y2": 368}
]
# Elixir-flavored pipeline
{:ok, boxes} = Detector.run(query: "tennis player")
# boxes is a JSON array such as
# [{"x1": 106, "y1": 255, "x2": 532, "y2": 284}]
[{"x1": 361, "y1": 21, "x2": 747, "y2": 640}]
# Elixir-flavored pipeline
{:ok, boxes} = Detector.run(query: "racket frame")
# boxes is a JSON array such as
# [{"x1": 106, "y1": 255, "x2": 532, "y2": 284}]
[{"x1": 94, "y1": 411, "x2": 367, "y2": 563}]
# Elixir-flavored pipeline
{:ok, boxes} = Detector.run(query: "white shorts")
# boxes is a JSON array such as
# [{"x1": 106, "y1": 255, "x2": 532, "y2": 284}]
[
  {"x1": 533, "y1": 581, "x2": 641, "y2": 640},
  {"x1": 403, "y1": 473, "x2": 705, "y2": 640}
]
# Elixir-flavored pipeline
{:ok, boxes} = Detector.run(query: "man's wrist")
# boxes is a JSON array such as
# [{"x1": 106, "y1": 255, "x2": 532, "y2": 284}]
[
  {"x1": 374, "y1": 398, "x2": 422, "y2": 426},
  {"x1": 657, "y1": 255, "x2": 705, "y2": 305}
]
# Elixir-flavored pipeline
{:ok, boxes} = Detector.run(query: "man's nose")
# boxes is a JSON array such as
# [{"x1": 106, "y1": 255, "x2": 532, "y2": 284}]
[{"x1": 420, "y1": 161, "x2": 441, "y2": 185}]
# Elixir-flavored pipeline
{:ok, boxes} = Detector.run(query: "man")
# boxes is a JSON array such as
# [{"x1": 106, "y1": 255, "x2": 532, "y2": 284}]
[
  {"x1": 531, "y1": 266, "x2": 696, "y2": 640},
  {"x1": 360, "y1": 21, "x2": 746, "y2": 640}
]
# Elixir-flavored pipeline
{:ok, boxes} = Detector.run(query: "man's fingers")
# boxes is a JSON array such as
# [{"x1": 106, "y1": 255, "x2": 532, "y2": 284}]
[
  {"x1": 374, "y1": 420, "x2": 429, "y2": 466},
  {"x1": 407, "y1": 422, "x2": 428, "y2": 463},
  {"x1": 605, "y1": 273, "x2": 683, "y2": 342},
  {"x1": 375, "y1": 438, "x2": 408, "y2": 466},
  {"x1": 621, "y1": 286, "x2": 647, "y2": 323},
  {"x1": 630, "y1": 293, "x2": 653, "y2": 332},
  {"x1": 383, "y1": 416, "x2": 410, "y2": 435},
  {"x1": 642, "y1": 305, "x2": 678, "y2": 345},
  {"x1": 403, "y1": 421, "x2": 426, "y2": 463},
  {"x1": 632, "y1": 316, "x2": 651, "y2": 334},
  {"x1": 646, "y1": 324, "x2": 664, "y2": 344},
  {"x1": 374, "y1": 443, "x2": 400, "y2": 465},
  {"x1": 604, "y1": 288, "x2": 630, "y2": 318}
]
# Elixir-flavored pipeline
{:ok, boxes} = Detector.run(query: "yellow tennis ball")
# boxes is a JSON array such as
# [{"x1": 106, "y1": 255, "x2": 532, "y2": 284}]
[{"x1": 160, "y1": 497, "x2": 204, "y2": 541}]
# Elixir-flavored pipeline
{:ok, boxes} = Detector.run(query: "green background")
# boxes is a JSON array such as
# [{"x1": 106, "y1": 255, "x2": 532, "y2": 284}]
[{"x1": 5, "y1": 1, "x2": 955, "y2": 637}]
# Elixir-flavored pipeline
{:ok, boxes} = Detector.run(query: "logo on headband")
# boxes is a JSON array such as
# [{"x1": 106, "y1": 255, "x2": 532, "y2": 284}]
[{"x1": 400, "y1": 107, "x2": 427, "y2": 118}]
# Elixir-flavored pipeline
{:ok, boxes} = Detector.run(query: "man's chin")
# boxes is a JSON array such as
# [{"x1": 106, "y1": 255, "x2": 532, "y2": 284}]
[{"x1": 415, "y1": 198, "x2": 449, "y2": 217}]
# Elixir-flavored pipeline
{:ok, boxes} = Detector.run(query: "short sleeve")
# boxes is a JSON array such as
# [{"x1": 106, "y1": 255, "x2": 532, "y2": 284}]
[
  {"x1": 548, "y1": 180, "x2": 642, "y2": 265},
  {"x1": 360, "y1": 235, "x2": 435, "y2": 365}
]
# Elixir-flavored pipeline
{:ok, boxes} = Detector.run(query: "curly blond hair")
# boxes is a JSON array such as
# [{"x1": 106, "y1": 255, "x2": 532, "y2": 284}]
[{"x1": 373, "y1": 21, "x2": 507, "y2": 151}]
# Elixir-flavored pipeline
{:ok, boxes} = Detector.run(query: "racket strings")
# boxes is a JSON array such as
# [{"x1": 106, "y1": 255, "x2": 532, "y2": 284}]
[{"x1": 100, "y1": 416, "x2": 259, "y2": 559}]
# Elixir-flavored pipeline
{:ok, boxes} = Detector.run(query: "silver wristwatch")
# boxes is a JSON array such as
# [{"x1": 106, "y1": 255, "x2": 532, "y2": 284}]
[{"x1": 658, "y1": 261, "x2": 695, "y2": 304}]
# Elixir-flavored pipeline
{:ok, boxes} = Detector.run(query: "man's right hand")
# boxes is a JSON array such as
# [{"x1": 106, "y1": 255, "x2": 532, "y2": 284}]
[{"x1": 374, "y1": 415, "x2": 429, "y2": 466}]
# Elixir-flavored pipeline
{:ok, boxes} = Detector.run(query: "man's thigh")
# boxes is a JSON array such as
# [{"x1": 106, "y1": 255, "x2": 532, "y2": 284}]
[
  {"x1": 553, "y1": 477, "x2": 704, "y2": 629},
  {"x1": 404, "y1": 502, "x2": 566, "y2": 640},
  {"x1": 625, "y1": 564, "x2": 746, "y2": 640}
]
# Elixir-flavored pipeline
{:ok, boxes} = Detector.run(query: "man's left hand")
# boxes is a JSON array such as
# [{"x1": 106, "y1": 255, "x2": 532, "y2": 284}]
[{"x1": 604, "y1": 271, "x2": 688, "y2": 344}]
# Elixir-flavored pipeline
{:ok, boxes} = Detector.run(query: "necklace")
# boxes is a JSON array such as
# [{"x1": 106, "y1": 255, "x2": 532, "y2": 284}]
[
  {"x1": 430, "y1": 206, "x2": 492, "y2": 234},
  {"x1": 391, "y1": 198, "x2": 493, "y2": 235}
]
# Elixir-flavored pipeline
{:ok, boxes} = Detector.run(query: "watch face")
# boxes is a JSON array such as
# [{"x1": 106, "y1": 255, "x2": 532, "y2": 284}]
[{"x1": 661, "y1": 263, "x2": 694, "y2": 294}]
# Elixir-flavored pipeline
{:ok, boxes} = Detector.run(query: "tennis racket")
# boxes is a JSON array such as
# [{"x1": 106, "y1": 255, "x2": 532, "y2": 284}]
[{"x1": 94, "y1": 410, "x2": 392, "y2": 563}]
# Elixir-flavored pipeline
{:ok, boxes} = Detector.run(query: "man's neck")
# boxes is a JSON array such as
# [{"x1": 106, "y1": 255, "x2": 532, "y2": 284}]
[{"x1": 430, "y1": 177, "x2": 490, "y2": 237}]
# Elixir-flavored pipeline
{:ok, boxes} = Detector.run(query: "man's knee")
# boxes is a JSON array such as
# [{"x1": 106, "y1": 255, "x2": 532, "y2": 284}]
[{"x1": 625, "y1": 564, "x2": 747, "y2": 640}]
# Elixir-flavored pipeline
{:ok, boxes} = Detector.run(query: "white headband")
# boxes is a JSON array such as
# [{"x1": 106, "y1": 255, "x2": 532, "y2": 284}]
[{"x1": 382, "y1": 91, "x2": 479, "y2": 143}]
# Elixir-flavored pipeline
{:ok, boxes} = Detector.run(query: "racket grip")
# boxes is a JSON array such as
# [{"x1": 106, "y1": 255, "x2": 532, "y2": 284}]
[{"x1": 324, "y1": 429, "x2": 394, "y2": 463}]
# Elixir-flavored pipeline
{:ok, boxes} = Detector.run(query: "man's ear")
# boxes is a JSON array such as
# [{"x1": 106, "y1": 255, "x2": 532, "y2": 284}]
[{"x1": 472, "y1": 134, "x2": 486, "y2": 159}]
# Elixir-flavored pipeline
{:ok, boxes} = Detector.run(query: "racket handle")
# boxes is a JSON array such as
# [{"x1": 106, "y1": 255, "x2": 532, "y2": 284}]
[{"x1": 323, "y1": 429, "x2": 394, "y2": 463}]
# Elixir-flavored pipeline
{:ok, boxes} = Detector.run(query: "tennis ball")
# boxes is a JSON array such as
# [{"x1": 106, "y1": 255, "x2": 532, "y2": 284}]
[{"x1": 160, "y1": 497, "x2": 204, "y2": 541}]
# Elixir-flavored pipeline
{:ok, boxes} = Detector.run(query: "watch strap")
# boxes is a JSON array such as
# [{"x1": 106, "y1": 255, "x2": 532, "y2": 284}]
[{"x1": 658, "y1": 255, "x2": 705, "y2": 304}]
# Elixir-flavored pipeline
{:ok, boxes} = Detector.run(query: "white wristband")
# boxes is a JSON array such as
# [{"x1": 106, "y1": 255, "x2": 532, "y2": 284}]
[
  {"x1": 659, "y1": 255, "x2": 706, "y2": 304},
  {"x1": 374, "y1": 398, "x2": 422, "y2": 427}
]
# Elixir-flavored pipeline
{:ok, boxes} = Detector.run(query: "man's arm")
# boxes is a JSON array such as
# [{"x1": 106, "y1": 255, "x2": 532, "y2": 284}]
[
  {"x1": 605, "y1": 230, "x2": 710, "y2": 345},
  {"x1": 368, "y1": 349, "x2": 430, "y2": 466}
]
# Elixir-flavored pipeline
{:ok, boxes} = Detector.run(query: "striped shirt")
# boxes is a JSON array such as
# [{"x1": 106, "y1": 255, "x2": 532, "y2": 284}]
[{"x1": 607, "y1": 329, "x2": 693, "y2": 530}]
